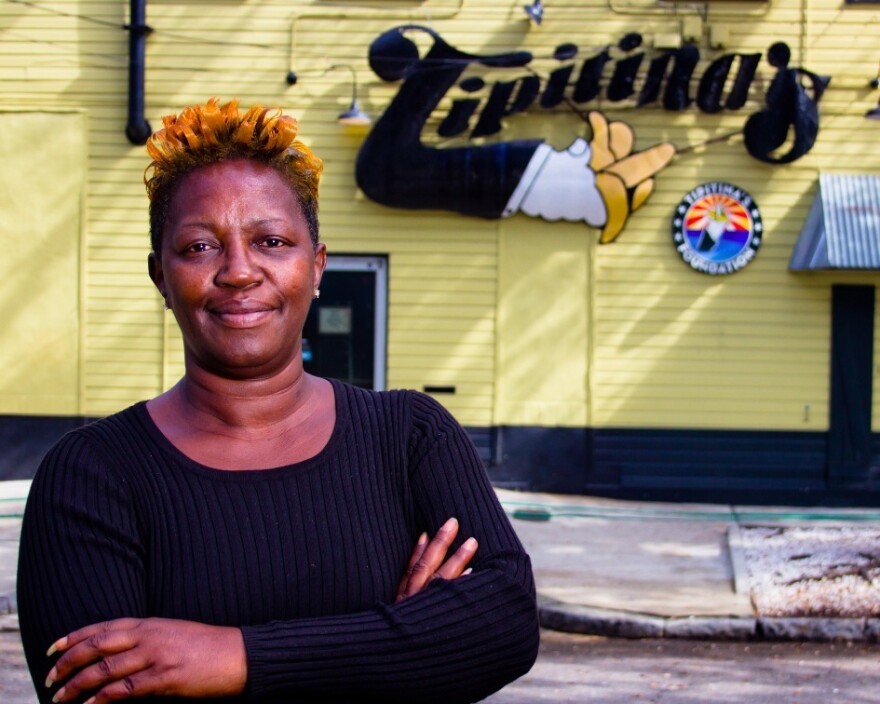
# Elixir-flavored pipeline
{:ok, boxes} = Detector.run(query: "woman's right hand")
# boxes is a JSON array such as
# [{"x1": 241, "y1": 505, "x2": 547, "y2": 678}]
[
  {"x1": 396, "y1": 517, "x2": 478, "y2": 602},
  {"x1": 44, "y1": 617, "x2": 247, "y2": 703}
]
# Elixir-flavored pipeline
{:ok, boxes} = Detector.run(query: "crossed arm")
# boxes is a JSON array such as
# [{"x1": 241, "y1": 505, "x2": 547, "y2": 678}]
[{"x1": 42, "y1": 518, "x2": 479, "y2": 704}]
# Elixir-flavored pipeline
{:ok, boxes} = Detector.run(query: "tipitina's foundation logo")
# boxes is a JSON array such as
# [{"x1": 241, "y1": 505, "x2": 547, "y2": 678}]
[{"x1": 672, "y1": 183, "x2": 762, "y2": 275}]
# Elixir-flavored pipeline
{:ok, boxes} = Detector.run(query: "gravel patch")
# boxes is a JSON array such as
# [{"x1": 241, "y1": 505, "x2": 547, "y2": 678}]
[{"x1": 740, "y1": 526, "x2": 880, "y2": 618}]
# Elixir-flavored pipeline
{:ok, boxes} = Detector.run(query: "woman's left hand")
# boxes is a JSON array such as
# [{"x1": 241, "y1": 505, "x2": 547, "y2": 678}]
[
  {"x1": 396, "y1": 517, "x2": 478, "y2": 602},
  {"x1": 44, "y1": 617, "x2": 247, "y2": 703}
]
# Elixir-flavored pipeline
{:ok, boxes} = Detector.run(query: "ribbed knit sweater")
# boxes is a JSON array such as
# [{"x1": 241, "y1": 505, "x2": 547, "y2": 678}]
[{"x1": 17, "y1": 380, "x2": 539, "y2": 704}]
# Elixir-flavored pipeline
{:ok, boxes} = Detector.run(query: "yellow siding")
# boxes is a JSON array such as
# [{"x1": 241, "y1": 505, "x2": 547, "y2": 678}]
[
  {"x1": 0, "y1": 110, "x2": 86, "y2": 415},
  {"x1": 2, "y1": 0, "x2": 879, "y2": 432},
  {"x1": 495, "y1": 220, "x2": 591, "y2": 427}
]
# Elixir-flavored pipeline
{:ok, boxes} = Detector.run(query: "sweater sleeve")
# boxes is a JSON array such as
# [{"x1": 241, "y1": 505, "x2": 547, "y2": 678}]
[
  {"x1": 241, "y1": 392, "x2": 540, "y2": 703},
  {"x1": 17, "y1": 431, "x2": 146, "y2": 704}
]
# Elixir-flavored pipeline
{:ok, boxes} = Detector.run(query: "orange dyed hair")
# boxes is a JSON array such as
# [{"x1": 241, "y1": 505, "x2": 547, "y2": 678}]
[{"x1": 144, "y1": 98, "x2": 323, "y2": 251}]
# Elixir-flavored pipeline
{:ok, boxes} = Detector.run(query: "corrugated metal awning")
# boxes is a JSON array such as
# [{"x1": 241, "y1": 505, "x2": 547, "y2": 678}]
[{"x1": 790, "y1": 174, "x2": 880, "y2": 270}]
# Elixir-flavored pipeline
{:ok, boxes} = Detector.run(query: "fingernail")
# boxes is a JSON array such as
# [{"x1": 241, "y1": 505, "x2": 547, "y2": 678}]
[
  {"x1": 463, "y1": 568, "x2": 473, "y2": 575},
  {"x1": 417, "y1": 532, "x2": 428, "y2": 545},
  {"x1": 45, "y1": 669, "x2": 56, "y2": 688},
  {"x1": 443, "y1": 517, "x2": 458, "y2": 530},
  {"x1": 47, "y1": 637, "x2": 65, "y2": 657},
  {"x1": 52, "y1": 686, "x2": 65, "y2": 703},
  {"x1": 84, "y1": 697, "x2": 96, "y2": 704},
  {"x1": 463, "y1": 537, "x2": 478, "y2": 550}
]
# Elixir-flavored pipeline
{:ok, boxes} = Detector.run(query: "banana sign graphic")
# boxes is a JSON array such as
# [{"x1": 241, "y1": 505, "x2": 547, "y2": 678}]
[
  {"x1": 355, "y1": 26, "x2": 827, "y2": 243},
  {"x1": 501, "y1": 113, "x2": 675, "y2": 243}
]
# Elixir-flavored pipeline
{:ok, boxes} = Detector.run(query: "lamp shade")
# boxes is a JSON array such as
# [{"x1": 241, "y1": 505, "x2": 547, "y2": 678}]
[{"x1": 338, "y1": 99, "x2": 372, "y2": 126}]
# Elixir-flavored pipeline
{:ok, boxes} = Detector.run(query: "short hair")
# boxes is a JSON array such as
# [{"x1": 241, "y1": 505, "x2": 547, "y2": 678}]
[{"x1": 144, "y1": 98, "x2": 323, "y2": 253}]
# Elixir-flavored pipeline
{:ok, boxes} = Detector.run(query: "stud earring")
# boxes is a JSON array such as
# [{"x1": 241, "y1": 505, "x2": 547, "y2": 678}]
[{"x1": 313, "y1": 289, "x2": 321, "y2": 300}]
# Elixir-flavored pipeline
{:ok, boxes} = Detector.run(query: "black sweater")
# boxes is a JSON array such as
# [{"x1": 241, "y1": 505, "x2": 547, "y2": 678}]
[{"x1": 17, "y1": 380, "x2": 539, "y2": 703}]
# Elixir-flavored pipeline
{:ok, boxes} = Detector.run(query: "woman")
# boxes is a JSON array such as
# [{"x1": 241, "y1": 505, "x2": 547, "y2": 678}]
[{"x1": 17, "y1": 98, "x2": 539, "y2": 704}]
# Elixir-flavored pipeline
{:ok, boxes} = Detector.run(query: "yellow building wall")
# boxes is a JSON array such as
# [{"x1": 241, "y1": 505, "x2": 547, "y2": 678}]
[
  {"x1": 0, "y1": 110, "x2": 86, "y2": 415},
  {"x1": 1, "y1": 0, "x2": 879, "y2": 433},
  {"x1": 495, "y1": 219, "x2": 591, "y2": 428}
]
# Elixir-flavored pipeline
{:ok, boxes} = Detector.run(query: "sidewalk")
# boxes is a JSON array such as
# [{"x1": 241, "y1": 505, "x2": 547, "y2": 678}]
[
  {"x1": 0, "y1": 480, "x2": 27, "y2": 632},
  {"x1": 495, "y1": 488, "x2": 880, "y2": 642},
  {"x1": 1, "y1": 481, "x2": 878, "y2": 641}
]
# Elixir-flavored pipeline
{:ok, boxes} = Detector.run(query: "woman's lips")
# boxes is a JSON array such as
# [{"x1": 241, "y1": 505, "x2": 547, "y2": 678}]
[{"x1": 210, "y1": 302, "x2": 275, "y2": 328}]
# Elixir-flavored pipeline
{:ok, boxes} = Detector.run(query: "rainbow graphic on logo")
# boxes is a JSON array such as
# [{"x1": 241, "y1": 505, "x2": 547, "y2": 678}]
[{"x1": 672, "y1": 183, "x2": 762, "y2": 275}]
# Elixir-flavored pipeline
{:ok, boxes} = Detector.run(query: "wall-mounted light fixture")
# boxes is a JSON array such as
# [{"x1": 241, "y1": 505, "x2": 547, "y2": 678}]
[
  {"x1": 328, "y1": 64, "x2": 371, "y2": 126},
  {"x1": 523, "y1": 0, "x2": 543, "y2": 25},
  {"x1": 285, "y1": 64, "x2": 371, "y2": 126},
  {"x1": 867, "y1": 63, "x2": 880, "y2": 120}
]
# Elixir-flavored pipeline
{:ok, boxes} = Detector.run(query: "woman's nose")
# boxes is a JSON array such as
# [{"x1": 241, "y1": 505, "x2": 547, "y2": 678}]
[{"x1": 215, "y1": 241, "x2": 262, "y2": 287}]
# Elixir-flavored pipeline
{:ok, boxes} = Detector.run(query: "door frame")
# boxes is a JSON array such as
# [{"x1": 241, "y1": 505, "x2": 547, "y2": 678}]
[{"x1": 324, "y1": 255, "x2": 388, "y2": 390}]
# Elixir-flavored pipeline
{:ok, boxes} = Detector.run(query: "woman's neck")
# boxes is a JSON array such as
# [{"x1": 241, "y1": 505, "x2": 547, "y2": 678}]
[
  {"x1": 160, "y1": 356, "x2": 321, "y2": 438},
  {"x1": 146, "y1": 359, "x2": 337, "y2": 470},
  {"x1": 180, "y1": 365, "x2": 315, "y2": 431}
]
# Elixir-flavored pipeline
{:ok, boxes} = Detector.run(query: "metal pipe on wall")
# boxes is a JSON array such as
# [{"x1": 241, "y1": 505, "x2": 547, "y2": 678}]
[{"x1": 125, "y1": 0, "x2": 152, "y2": 145}]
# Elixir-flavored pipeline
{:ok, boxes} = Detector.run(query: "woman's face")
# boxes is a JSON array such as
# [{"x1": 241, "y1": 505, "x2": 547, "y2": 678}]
[{"x1": 148, "y1": 159, "x2": 326, "y2": 379}]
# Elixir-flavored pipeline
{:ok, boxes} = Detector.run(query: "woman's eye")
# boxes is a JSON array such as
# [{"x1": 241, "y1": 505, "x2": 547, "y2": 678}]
[
  {"x1": 262, "y1": 237, "x2": 286, "y2": 248},
  {"x1": 185, "y1": 242, "x2": 211, "y2": 254}
]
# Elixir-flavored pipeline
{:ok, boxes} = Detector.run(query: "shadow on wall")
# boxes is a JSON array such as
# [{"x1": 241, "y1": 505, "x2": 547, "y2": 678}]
[{"x1": 593, "y1": 163, "x2": 825, "y2": 427}]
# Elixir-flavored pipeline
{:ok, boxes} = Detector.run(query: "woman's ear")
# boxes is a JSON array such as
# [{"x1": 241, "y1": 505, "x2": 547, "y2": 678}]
[
  {"x1": 147, "y1": 252, "x2": 167, "y2": 301},
  {"x1": 313, "y1": 243, "x2": 327, "y2": 292}
]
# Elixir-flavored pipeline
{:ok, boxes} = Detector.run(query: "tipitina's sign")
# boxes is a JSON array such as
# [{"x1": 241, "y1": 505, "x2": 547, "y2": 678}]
[
  {"x1": 672, "y1": 183, "x2": 762, "y2": 275},
  {"x1": 354, "y1": 25, "x2": 828, "y2": 243}
]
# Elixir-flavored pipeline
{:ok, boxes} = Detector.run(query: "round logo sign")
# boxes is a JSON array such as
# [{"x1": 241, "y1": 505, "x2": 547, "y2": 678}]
[{"x1": 672, "y1": 182, "x2": 762, "y2": 275}]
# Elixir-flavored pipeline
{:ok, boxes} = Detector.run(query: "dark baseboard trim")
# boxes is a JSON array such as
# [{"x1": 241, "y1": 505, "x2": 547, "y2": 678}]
[
  {"x1": 0, "y1": 415, "x2": 95, "y2": 480},
  {"x1": 5, "y1": 417, "x2": 879, "y2": 505},
  {"x1": 486, "y1": 426, "x2": 590, "y2": 494},
  {"x1": 479, "y1": 425, "x2": 880, "y2": 506}
]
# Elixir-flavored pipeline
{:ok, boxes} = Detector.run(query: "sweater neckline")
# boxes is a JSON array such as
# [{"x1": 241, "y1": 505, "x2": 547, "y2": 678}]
[{"x1": 132, "y1": 377, "x2": 349, "y2": 479}]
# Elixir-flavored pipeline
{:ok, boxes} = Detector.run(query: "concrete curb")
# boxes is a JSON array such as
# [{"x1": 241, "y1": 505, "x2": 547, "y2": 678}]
[
  {"x1": 3, "y1": 598, "x2": 876, "y2": 644},
  {"x1": 726, "y1": 523, "x2": 751, "y2": 597},
  {"x1": 2, "y1": 588, "x2": 876, "y2": 643},
  {"x1": 538, "y1": 597, "x2": 880, "y2": 643}
]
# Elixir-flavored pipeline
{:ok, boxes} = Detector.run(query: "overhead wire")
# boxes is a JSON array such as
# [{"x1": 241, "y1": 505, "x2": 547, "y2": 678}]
[
  {"x1": 0, "y1": 0, "x2": 795, "y2": 154},
  {"x1": 0, "y1": 0, "x2": 620, "y2": 68},
  {"x1": 3, "y1": 0, "x2": 122, "y2": 28},
  {"x1": 1, "y1": 0, "x2": 289, "y2": 55},
  {"x1": 2, "y1": 32, "x2": 230, "y2": 73}
]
